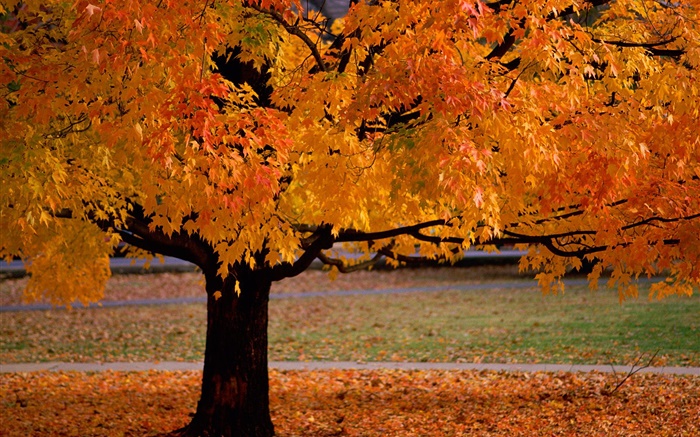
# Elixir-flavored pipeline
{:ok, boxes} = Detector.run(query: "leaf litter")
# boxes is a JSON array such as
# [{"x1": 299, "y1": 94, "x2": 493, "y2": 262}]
[
  {"x1": 1, "y1": 370, "x2": 698, "y2": 436},
  {"x1": 0, "y1": 266, "x2": 525, "y2": 306}
]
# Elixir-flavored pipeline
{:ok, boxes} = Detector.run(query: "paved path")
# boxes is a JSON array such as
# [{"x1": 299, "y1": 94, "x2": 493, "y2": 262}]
[{"x1": 1, "y1": 361, "x2": 697, "y2": 375}]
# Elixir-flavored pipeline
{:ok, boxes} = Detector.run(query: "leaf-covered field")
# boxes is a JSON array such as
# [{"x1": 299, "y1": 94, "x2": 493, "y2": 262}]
[
  {"x1": 2, "y1": 276, "x2": 698, "y2": 366},
  {"x1": 1, "y1": 370, "x2": 698, "y2": 436},
  {"x1": 0, "y1": 266, "x2": 526, "y2": 305}
]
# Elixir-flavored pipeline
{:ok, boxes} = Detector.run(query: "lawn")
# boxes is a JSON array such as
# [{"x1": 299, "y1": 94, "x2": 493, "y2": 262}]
[
  {"x1": 1, "y1": 269, "x2": 698, "y2": 366},
  {"x1": 268, "y1": 285, "x2": 699, "y2": 366}
]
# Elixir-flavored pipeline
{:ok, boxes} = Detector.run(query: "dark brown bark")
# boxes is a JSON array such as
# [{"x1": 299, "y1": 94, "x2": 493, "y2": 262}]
[{"x1": 172, "y1": 269, "x2": 274, "y2": 437}]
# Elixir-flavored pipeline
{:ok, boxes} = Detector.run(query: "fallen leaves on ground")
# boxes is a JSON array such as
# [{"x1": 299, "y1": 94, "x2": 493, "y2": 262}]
[
  {"x1": 1, "y1": 305, "x2": 206, "y2": 363},
  {"x1": 0, "y1": 266, "x2": 524, "y2": 306},
  {"x1": 1, "y1": 370, "x2": 698, "y2": 436}
]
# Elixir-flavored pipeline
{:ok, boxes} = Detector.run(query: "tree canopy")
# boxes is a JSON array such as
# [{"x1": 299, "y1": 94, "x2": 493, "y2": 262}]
[
  {"x1": 2, "y1": 0, "x2": 699, "y2": 304},
  {"x1": 4, "y1": 1, "x2": 700, "y2": 435}
]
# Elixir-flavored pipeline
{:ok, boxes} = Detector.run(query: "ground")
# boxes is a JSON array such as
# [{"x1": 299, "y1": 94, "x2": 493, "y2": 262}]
[{"x1": 1, "y1": 265, "x2": 698, "y2": 436}]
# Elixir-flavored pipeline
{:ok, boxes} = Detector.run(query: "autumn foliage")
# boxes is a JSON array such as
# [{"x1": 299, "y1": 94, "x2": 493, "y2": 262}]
[
  {"x1": 2, "y1": 0, "x2": 700, "y2": 435},
  {"x1": 2, "y1": 0, "x2": 699, "y2": 301}
]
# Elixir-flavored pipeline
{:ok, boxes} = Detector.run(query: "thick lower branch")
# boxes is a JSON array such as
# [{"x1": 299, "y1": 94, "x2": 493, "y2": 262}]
[
  {"x1": 121, "y1": 216, "x2": 212, "y2": 269},
  {"x1": 116, "y1": 228, "x2": 206, "y2": 268}
]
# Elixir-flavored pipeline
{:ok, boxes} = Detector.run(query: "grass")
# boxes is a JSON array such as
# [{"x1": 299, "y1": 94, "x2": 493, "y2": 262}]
[
  {"x1": 2, "y1": 280, "x2": 698, "y2": 366},
  {"x1": 268, "y1": 284, "x2": 699, "y2": 365}
]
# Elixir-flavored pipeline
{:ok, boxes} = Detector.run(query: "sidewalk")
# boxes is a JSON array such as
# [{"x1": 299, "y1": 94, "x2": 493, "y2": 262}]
[{"x1": 1, "y1": 361, "x2": 698, "y2": 375}]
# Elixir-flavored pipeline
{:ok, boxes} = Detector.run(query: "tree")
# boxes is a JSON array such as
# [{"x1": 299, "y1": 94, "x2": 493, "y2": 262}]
[{"x1": 2, "y1": 0, "x2": 699, "y2": 435}]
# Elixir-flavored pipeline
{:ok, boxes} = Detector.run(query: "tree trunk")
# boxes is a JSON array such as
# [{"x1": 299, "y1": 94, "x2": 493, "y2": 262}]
[{"x1": 172, "y1": 270, "x2": 274, "y2": 437}]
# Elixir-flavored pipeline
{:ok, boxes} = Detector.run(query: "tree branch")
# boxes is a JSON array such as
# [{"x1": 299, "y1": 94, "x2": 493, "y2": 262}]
[
  {"x1": 486, "y1": 27, "x2": 519, "y2": 61},
  {"x1": 120, "y1": 214, "x2": 211, "y2": 270},
  {"x1": 605, "y1": 350, "x2": 660, "y2": 395},
  {"x1": 509, "y1": 199, "x2": 628, "y2": 229},
  {"x1": 487, "y1": 0, "x2": 613, "y2": 64},
  {"x1": 335, "y1": 219, "x2": 449, "y2": 242},
  {"x1": 317, "y1": 250, "x2": 384, "y2": 273},
  {"x1": 485, "y1": 0, "x2": 515, "y2": 12},
  {"x1": 248, "y1": 5, "x2": 327, "y2": 72},
  {"x1": 377, "y1": 247, "x2": 449, "y2": 265},
  {"x1": 620, "y1": 212, "x2": 700, "y2": 231},
  {"x1": 330, "y1": 202, "x2": 698, "y2": 260},
  {"x1": 553, "y1": 0, "x2": 612, "y2": 20},
  {"x1": 645, "y1": 47, "x2": 685, "y2": 57},
  {"x1": 590, "y1": 36, "x2": 678, "y2": 48},
  {"x1": 268, "y1": 224, "x2": 334, "y2": 280}
]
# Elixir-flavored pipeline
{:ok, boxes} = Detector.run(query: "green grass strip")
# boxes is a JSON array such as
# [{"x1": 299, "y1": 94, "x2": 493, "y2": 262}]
[{"x1": 1, "y1": 284, "x2": 698, "y2": 366}]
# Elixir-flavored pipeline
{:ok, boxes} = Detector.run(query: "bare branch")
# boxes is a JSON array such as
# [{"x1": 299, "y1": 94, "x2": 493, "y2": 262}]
[{"x1": 605, "y1": 350, "x2": 660, "y2": 395}]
